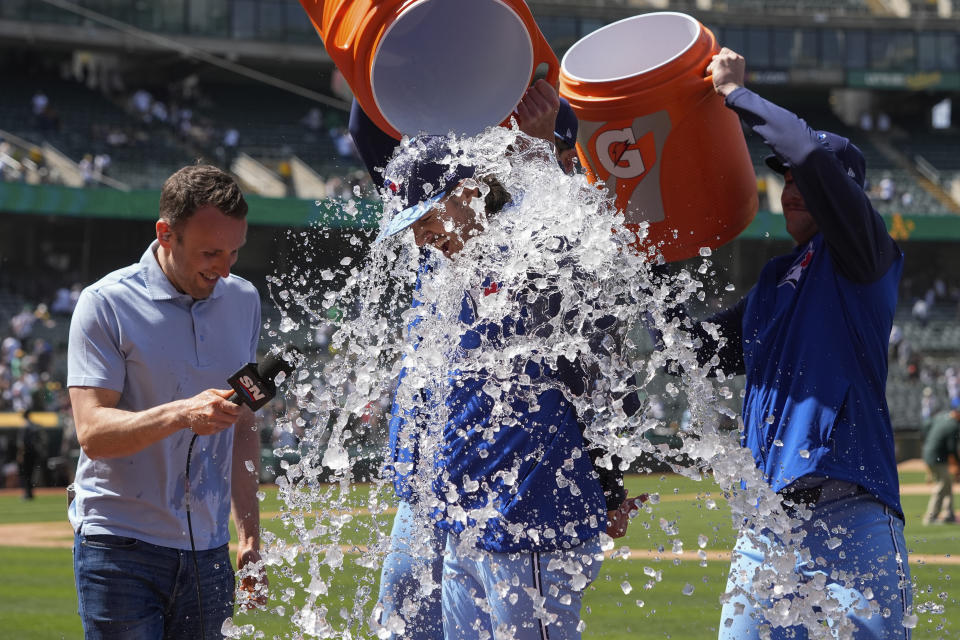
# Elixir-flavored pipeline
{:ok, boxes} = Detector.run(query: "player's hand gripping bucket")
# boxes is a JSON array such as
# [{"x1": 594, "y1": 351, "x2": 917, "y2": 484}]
[
  {"x1": 559, "y1": 12, "x2": 757, "y2": 262},
  {"x1": 298, "y1": 0, "x2": 559, "y2": 139}
]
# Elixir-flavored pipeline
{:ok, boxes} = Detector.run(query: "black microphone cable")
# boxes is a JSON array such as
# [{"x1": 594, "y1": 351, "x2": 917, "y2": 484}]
[
  {"x1": 185, "y1": 432, "x2": 205, "y2": 640},
  {"x1": 182, "y1": 347, "x2": 296, "y2": 639}
]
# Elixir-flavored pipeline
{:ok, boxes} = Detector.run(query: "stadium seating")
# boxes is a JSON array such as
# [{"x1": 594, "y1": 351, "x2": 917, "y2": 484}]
[
  {"x1": 0, "y1": 71, "x2": 361, "y2": 191},
  {"x1": 197, "y1": 83, "x2": 352, "y2": 174},
  {"x1": 0, "y1": 73, "x2": 196, "y2": 189},
  {"x1": 896, "y1": 131, "x2": 960, "y2": 173}
]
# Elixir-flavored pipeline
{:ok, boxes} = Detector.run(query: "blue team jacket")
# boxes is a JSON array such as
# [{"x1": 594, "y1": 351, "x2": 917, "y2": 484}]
[
  {"x1": 385, "y1": 267, "x2": 615, "y2": 554},
  {"x1": 433, "y1": 282, "x2": 609, "y2": 553},
  {"x1": 693, "y1": 88, "x2": 904, "y2": 515}
]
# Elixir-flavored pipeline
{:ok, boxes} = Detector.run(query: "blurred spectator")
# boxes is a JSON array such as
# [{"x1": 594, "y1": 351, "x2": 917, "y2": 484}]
[
  {"x1": 315, "y1": 322, "x2": 335, "y2": 352},
  {"x1": 947, "y1": 367, "x2": 959, "y2": 406},
  {"x1": 31, "y1": 90, "x2": 48, "y2": 117},
  {"x1": 150, "y1": 100, "x2": 169, "y2": 125},
  {"x1": 186, "y1": 120, "x2": 214, "y2": 146},
  {"x1": 176, "y1": 107, "x2": 194, "y2": 138},
  {"x1": 10, "y1": 365, "x2": 37, "y2": 412},
  {"x1": 0, "y1": 286, "x2": 80, "y2": 491},
  {"x1": 271, "y1": 411, "x2": 301, "y2": 452},
  {"x1": 52, "y1": 285, "x2": 80, "y2": 315},
  {"x1": 17, "y1": 408, "x2": 45, "y2": 500},
  {"x1": 900, "y1": 191, "x2": 913, "y2": 208},
  {"x1": 912, "y1": 298, "x2": 930, "y2": 327},
  {"x1": 223, "y1": 127, "x2": 239, "y2": 149},
  {"x1": 0, "y1": 141, "x2": 20, "y2": 181},
  {"x1": 859, "y1": 111, "x2": 873, "y2": 131},
  {"x1": 880, "y1": 175, "x2": 895, "y2": 202},
  {"x1": 756, "y1": 175, "x2": 768, "y2": 210},
  {"x1": 922, "y1": 407, "x2": 960, "y2": 525},
  {"x1": 11, "y1": 305, "x2": 36, "y2": 339},
  {"x1": 79, "y1": 154, "x2": 95, "y2": 186},
  {"x1": 922, "y1": 386, "x2": 940, "y2": 422},
  {"x1": 220, "y1": 127, "x2": 240, "y2": 167},
  {"x1": 179, "y1": 74, "x2": 200, "y2": 105},
  {"x1": 31, "y1": 91, "x2": 59, "y2": 129},
  {"x1": 93, "y1": 153, "x2": 111, "y2": 181},
  {"x1": 302, "y1": 107, "x2": 324, "y2": 131},
  {"x1": 106, "y1": 128, "x2": 129, "y2": 147},
  {"x1": 331, "y1": 128, "x2": 354, "y2": 158},
  {"x1": 131, "y1": 89, "x2": 153, "y2": 121},
  {"x1": 324, "y1": 175, "x2": 344, "y2": 199},
  {"x1": 935, "y1": 278, "x2": 947, "y2": 301},
  {"x1": 877, "y1": 112, "x2": 891, "y2": 132},
  {"x1": 906, "y1": 352, "x2": 923, "y2": 380},
  {"x1": 1, "y1": 336, "x2": 20, "y2": 362},
  {"x1": 278, "y1": 159, "x2": 293, "y2": 197},
  {"x1": 889, "y1": 324, "x2": 912, "y2": 369}
]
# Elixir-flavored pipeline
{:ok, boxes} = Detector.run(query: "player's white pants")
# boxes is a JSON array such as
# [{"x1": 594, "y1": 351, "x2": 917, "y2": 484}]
[
  {"x1": 377, "y1": 500, "x2": 445, "y2": 639},
  {"x1": 442, "y1": 533, "x2": 602, "y2": 640},
  {"x1": 719, "y1": 479, "x2": 913, "y2": 640}
]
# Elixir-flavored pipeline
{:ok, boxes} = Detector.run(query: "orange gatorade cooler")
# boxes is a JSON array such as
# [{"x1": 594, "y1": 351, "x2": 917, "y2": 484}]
[
  {"x1": 299, "y1": 0, "x2": 559, "y2": 139},
  {"x1": 559, "y1": 12, "x2": 757, "y2": 262}
]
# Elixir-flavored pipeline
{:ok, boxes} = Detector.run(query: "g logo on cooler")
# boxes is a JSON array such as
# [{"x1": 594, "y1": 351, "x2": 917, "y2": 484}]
[
  {"x1": 595, "y1": 127, "x2": 647, "y2": 179},
  {"x1": 578, "y1": 111, "x2": 671, "y2": 225}
]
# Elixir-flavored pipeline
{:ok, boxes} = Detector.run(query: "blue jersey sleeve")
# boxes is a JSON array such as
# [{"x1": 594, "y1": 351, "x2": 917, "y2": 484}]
[
  {"x1": 645, "y1": 281, "x2": 747, "y2": 378},
  {"x1": 349, "y1": 99, "x2": 400, "y2": 184},
  {"x1": 724, "y1": 88, "x2": 899, "y2": 284},
  {"x1": 701, "y1": 297, "x2": 747, "y2": 376}
]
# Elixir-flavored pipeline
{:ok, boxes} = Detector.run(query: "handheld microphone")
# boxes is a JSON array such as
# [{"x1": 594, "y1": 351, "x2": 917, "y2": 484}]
[{"x1": 227, "y1": 347, "x2": 298, "y2": 410}]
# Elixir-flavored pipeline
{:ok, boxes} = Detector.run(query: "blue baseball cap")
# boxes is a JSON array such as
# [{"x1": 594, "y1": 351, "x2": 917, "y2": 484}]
[
  {"x1": 378, "y1": 136, "x2": 476, "y2": 240},
  {"x1": 554, "y1": 97, "x2": 578, "y2": 149},
  {"x1": 349, "y1": 100, "x2": 477, "y2": 240},
  {"x1": 764, "y1": 131, "x2": 866, "y2": 189}
]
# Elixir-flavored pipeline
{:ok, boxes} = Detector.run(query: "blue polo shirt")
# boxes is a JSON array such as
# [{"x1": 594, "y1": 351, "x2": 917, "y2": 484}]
[{"x1": 67, "y1": 241, "x2": 261, "y2": 550}]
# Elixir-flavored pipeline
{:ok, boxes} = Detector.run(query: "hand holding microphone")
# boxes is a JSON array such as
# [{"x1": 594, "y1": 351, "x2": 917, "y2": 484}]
[
  {"x1": 180, "y1": 389, "x2": 243, "y2": 436},
  {"x1": 180, "y1": 348, "x2": 297, "y2": 436}
]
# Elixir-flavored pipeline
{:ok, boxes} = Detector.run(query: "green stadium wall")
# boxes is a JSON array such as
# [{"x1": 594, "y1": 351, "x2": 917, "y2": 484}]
[{"x1": 2, "y1": 181, "x2": 959, "y2": 242}]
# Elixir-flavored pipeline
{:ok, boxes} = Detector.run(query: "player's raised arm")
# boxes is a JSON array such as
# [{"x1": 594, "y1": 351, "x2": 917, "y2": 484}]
[{"x1": 708, "y1": 48, "x2": 899, "y2": 284}]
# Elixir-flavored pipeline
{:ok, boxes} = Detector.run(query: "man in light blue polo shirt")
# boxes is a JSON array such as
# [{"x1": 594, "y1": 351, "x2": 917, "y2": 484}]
[{"x1": 68, "y1": 164, "x2": 263, "y2": 639}]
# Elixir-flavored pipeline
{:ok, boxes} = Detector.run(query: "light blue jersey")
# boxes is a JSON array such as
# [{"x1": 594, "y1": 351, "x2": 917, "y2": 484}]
[{"x1": 68, "y1": 241, "x2": 260, "y2": 550}]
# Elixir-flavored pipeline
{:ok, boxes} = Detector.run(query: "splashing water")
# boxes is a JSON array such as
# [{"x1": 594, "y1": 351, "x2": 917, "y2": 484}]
[{"x1": 241, "y1": 124, "x2": 901, "y2": 639}]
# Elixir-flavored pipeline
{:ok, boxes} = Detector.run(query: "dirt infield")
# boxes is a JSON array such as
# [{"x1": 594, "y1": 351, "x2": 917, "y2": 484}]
[
  {"x1": 4, "y1": 484, "x2": 958, "y2": 568},
  {"x1": 2, "y1": 519, "x2": 956, "y2": 566}
]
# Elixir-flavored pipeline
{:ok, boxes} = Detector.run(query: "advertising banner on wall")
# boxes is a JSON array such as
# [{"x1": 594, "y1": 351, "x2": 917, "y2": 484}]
[{"x1": 847, "y1": 71, "x2": 960, "y2": 91}]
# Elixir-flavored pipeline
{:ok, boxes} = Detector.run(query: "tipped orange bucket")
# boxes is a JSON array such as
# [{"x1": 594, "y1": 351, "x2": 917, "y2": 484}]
[
  {"x1": 560, "y1": 12, "x2": 757, "y2": 262},
  {"x1": 299, "y1": 0, "x2": 559, "y2": 139}
]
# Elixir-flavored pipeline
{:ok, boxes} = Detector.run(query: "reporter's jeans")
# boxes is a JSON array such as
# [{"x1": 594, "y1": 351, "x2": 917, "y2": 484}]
[{"x1": 74, "y1": 532, "x2": 234, "y2": 640}]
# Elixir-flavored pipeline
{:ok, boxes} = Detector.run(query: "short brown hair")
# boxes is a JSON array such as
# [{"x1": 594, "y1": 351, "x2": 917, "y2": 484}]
[
  {"x1": 442, "y1": 173, "x2": 512, "y2": 216},
  {"x1": 159, "y1": 164, "x2": 247, "y2": 228}
]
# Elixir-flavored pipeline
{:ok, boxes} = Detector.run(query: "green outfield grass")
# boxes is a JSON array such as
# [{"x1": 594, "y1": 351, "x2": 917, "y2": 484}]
[
  {"x1": 0, "y1": 491, "x2": 72, "y2": 523},
  {"x1": 1, "y1": 471, "x2": 957, "y2": 639}
]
